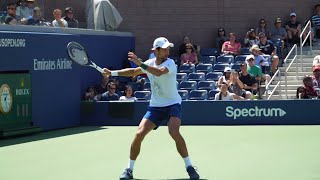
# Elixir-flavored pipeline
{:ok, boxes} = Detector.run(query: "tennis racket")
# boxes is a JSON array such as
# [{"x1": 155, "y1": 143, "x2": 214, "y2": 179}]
[{"x1": 67, "y1": 41, "x2": 104, "y2": 73}]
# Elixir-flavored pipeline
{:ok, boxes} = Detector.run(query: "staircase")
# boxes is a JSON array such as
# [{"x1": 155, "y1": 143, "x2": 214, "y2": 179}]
[{"x1": 267, "y1": 44, "x2": 319, "y2": 100}]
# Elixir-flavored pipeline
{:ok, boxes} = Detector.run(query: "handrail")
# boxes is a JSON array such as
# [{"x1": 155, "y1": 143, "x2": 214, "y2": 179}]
[
  {"x1": 300, "y1": 20, "x2": 312, "y2": 69},
  {"x1": 267, "y1": 81, "x2": 281, "y2": 100},
  {"x1": 266, "y1": 68, "x2": 281, "y2": 99}
]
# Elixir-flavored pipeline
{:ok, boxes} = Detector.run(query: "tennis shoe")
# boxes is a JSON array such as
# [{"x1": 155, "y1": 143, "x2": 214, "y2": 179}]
[
  {"x1": 187, "y1": 166, "x2": 200, "y2": 180},
  {"x1": 119, "y1": 168, "x2": 133, "y2": 180}
]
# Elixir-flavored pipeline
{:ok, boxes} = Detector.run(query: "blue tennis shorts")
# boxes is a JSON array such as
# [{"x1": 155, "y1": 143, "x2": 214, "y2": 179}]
[{"x1": 143, "y1": 103, "x2": 182, "y2": 129}]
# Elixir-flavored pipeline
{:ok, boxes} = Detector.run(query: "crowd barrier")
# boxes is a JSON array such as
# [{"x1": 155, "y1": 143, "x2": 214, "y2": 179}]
[{"x1": 81, "y1": 100, "x2": 320, "y2": 126}]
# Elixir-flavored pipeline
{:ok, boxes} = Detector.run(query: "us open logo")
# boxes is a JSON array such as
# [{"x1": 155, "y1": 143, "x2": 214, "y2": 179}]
[{"x1": 225, "y1": 106, "x2": 287, "y2": 120}]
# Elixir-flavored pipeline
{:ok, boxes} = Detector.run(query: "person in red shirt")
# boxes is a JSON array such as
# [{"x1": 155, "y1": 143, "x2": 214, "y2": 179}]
[{"x1": 303, "y1": 76, "x2": 318, "y2": 98}]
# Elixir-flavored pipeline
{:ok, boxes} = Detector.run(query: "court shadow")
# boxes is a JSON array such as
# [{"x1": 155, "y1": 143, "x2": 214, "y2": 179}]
[{"x1": 0, "y1": 126, "x2": 108, "y2": 147}]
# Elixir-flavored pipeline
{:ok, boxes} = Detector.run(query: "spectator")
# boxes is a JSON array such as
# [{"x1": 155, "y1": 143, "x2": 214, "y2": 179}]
[
  {"x1": 227, "y1": 70, "x2": 252, "y2": 99},
  {"x1": 270, "y1": 18, "x2": 287, "y2": 48},
  {"x1": 52, "y1": 9, "x2": 68, "y2": 27},
  {"x1": 16, "y1": 0, "x2": 32, "y2": 19},
  {"x1": 216, "y1": 27, "x2": 228, "y2": 49},
  {"x1": 239, "y1": 62, "x2": 258, "y2": 93},
  {"x1": 95, "y1": 75, "x2": 109, "y2": 95},
  {"x1": 255, "y1": 19, "x2": 270, "y2": 38},
  {"x1": 178, "y1": 36, "x2": 200, "y2": 56},
  {"x1": 214, "y1": 82, "x2": 243, "y2": 100},
  {"x1": 63, "y1": 7, "x2": 78, "y2": 28},
  {"x1": 244, "y1": 29, "x2": 258, "y2": 47},
  {"x1": 221, "y1": 33, "x2": 241, "y2": 56},
  {"x1": 84, "y1": 86, "x2": 97, "y2": 101},
  {"x1": 119, "y1": 85, "x2": 137, "y2": 101},
  {"x1": 5, "y1": 3, "x2": 20, "y2": 25},
  {"x1": 26, "y1": 0, "x2": 35, "y2": 14},
  {"x1": 303, "y1": 76, "x2": 318, "y2": 98},
  {"x1": 296, "y1": 86, "x2": 308, "y2": 99},
  {"x1": 313, "y1": 54, "x2": 320, "y2": 66},
  {"x1": 285, "y1": 13, "x2": 302, "y2": 44},
  {"x1": 312, "y1": 65, "x2": 320, "y2": 88},
  {"x1": 257, "y1": 32, "x2": 280, "y2": 75},
  {"x1": 180, "y1": 43, "x2": 198, "y2": 65},
  {"x1": 217, "y1": 67, "x2": 231, "y2": 89},
  {"x1": 312, "y1": 4, "x2": 320, "y2": 39},
  {"x1": 100, "y1": 82, "x2": 119, "y2": 101},
  {"x1": 249, "y1": 45, "x2": 269, "y2": 67},
  {"x1": 22, "y1": 6, "x2": 43, "y2": 25}
]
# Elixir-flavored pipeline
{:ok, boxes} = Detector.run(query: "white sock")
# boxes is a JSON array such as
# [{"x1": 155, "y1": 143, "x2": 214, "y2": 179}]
[
  {"x1": 127, "y1": 159, "x2": 135, "y2": 171},
  {"x1": 183, "y1": 156, "x2": 192, "y2": 168}
]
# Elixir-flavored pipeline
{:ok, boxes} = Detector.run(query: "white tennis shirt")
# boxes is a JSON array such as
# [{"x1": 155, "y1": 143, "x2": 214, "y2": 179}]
[{"x1": 141, "y1": 58, "x2": 182, "y2": 107}]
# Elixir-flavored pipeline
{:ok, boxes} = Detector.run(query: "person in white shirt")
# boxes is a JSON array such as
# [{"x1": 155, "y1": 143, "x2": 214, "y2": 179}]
[
  {"x1": 119, "y1": 85, "x2": 137, "y2": 102},
  {"x1": 215, "y1": 82, "x2": 244, "y2": 100},
  {"x1": 52, "y1": 9, "x2": 68, "y2": 28},
  {"x1": 102, "y1": 37, "x2": 200, "y2": 180}
]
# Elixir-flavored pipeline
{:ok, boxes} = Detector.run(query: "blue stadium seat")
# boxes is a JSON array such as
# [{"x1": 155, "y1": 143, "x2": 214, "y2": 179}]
[
  {"x1": 213, "y1": 64, "x2": 230, "y2": 72},
  {"x1": 200, "y1": 48, "x2": 220, "y2": 56},
  {"x1": 216, "y1": 55, "x2": 234, "y2": 64},
  {"x1": 241, "y1": 47, "x2": 251, "y2": 55},
  {"x1": 208, "y1": 90, "x2": 220, "y2": 100},
  {"x1": 196, "y1": 64, "x2": 212, "y2": 73},
  {"x1": 143, "y1": 82, "x2": 151, "y2": 91},
  {"x1": 179, "y1": 81, "x2": 197, "y2": 91},
  {"x1": 178, "y1": 90, "x2": 189, "y2": 100},
  {"x1": 200, "y1": 56, "x2": 216, "y2": 64},
  {"x1": 189, "y1": 90, "x2": 208, "y2": 100},
  {"x1": 178, "y1": 64, "x2": 195, "y2": 74},
  {"x1": 198, "y1": 81, "x2": 216, "y2": 91},
  {"x1": 234, "y1": 55, "x2": 248, "y2": 64},
  {"x1": 206, "y1": 72, "x2": 223, "y2": 81},
  {"x1": 176, "y1": 73, "x2": 188, "y2": 82},
  {"x1": 231, "y1": 64, "x2": 241, "y2": 71},
  {"x1": 134, "y1": 91, "x2": 151, "y2": 101},
  {"x1": 188, "y1": 72, "x2": 205, "y2": 82}
]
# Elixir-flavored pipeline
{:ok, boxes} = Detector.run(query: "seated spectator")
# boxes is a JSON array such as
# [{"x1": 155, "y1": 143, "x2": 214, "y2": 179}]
[
  {"x1": 5, "y1": 3, "x2": 21, "y2": 25},
  {"x1": 22, "y1": 6, "x2": 44, "y2": 25},
  {"x1": 285, "y1": 13, "x2": 302, "y2": 44},
  {"x1": 95, "y1": 75, "x2": 109, "y2": 95},
  {"x1": 119, "y1": 85, "x2": 137, "y2": 102},
  {"x1": 100, "y1": 82, "x2": 119, "y2": 101},
  {"x1": 296, "y1": 86, "x2": 308, "y2": 99},
  {"x1": 244, "y1": 29, "x2": 258, "y2": 47},
  {"x1": 16, "y1": 0, "x2": 32, "y2": 19},
  {"x1": 216, "y1": 27, "x2": 228, "y2": 49},
  {"x1": 217, "y1": 67, "x2": 231, "y2": 89},
  {"x1": 313, "y1": 54, "x2": 320, "y2": 66},
  {"x1": 227, "y1": 70, "x2": 252, "y2": 99},
  {"x1": 221, "y1": 33, "x2": 241, "y2": 56},
  {"x1": 52, "y1": 9, "x2": 68, "y2": 27},
  {"x1": 179, "y1": 36, "x2": 200, "y2": 56},
  {"x1": 270, "y1": 18, "x2": 287, "y2": 48},
  {"x1": 239, "y1": 63, "x2": 258, "y2": 93},
  {"x1": 249, "y1": 45, "x2": 269, "y2": 67},
  {"x1": 84, "y1": 86, "x2": 97, "y2": 101},
  {"x1": 63, "y1": 7, "x2": 78, "y2": 28},
  {"x1": 214, "y1": 82, "x2": 244, "y2": 100},
  {"x1": 26, "y1": 0, "x2": 35, "y2": 14},
  {"x1": 312, "y1": 65, "x2": 320, "y2": 88},
  {"x1": 255, "y1": 19, "x2": 270, "y2": 38},
  {"x1": 312, "y1": 4, "x2": 320, "y2": 39},
  {"x1": 180, "y1": 43, "x2": 199, "y2": 65},
  {"x1": 303, "y1": 76, "x2": 318, "y2": 98},
  {"x1": 257, "y1": 32, "x2": 280, "y2": 75}
]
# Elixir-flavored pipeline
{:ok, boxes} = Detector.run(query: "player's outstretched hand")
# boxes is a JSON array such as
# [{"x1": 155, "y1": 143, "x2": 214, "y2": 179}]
[
  {"x1": 128, "y1": 52, "x2": 142, "y2": 66},
  {"x1": 102, "y1": 68, "x2": 111, "y2": 76}
]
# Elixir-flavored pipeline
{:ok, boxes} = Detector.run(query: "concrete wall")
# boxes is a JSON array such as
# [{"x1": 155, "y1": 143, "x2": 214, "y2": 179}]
[{"x1": 1, "y1": 0, "x2": 320, "y2": 58}]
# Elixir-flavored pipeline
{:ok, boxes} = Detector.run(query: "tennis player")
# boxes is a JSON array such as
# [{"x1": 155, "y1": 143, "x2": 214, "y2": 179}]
[{"x1": 102, "y1": 37, "x2": 200, "y2": 180}]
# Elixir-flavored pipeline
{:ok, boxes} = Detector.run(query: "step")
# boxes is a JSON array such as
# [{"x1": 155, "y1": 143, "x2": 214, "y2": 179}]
[
  {"x1": 278, "y1": 67, "x2": 312, "y2": 72},
  {"x1": 268, "y1": 84, "x2": 300, "y2": 90},
  {"x1": 283, "y1": 72, "x2": 312, "y2": 76},
  {"x1": 273, "y1": 76, "x2": 304, "y2": 81},
  {"x1": 267, "y1": 94, "x2": 296, "y2": 100},
  {"x1": 282, "y1": 62, "x2": 313, "y2": 67},
  {"x1": 271, "y1": 80, "x2": 302, "y2": 85}
]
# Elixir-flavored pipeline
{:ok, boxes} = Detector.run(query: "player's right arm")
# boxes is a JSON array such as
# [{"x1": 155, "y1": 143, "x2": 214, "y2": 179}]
[{"x1": 102, "y1": 67, "x2": 144, "y2": 77}]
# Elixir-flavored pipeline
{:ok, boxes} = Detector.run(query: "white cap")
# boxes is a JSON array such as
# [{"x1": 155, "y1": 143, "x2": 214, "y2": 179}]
[
  {"x1": 224, "y1": 67, "x2": 231, "y2": 72},
  {"x1": 151, "y1": 37, "x2": 174, "y2": 50},
  {"x1": 245, "y1": 55, "x2": 255, "y2": 61},
  {"x1": 290, "y1": 12, "x2": 296, "y2": 17}
]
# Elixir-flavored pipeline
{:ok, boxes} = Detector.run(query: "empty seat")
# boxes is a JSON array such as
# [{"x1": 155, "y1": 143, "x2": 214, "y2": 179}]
[
  {"x1": 143, "y1": 82, "x2": 151, "y2": 91},
  {"x1": 200, "y1": 48, "x2": 220, "y2": 56},
  {"x1": 196, "y1": 64, "x2": 212, "y2": 73},
  {"x1": 234, "y1": 55, "x2": 248, "y2": 64},
  {"x1": 176, "y1": 73, "x2": 188, "y2": 82},
  {"x1": 208, "y1": 90, "x2": 220, "y2": 100},
  {"x1": 134, "y1": 91, "x2": 151, "y2": 101},
  {"x1": 178, "y1": 90, "x2": 189, "y2": 100},
  {"x1": 206, "y1": 72, "x2": 223, "y2": 81},
  {"x1": 231, "y1": 64, "x2": 241, "y2": 71},
  {"x1": 200, "y1": 56, "x2": 216, "y2": 64},
  {"x1": 178, "y1": 64, "x2": 195, "y2": 74},
  {"x1": 198, "y1": 81, "x2": 216, "y2": 91},
  {"x1": 216, "y1": 55, "x2": 234, "y2": 64},
  {"x1": 189, "y1": 90, "x2": 208, "y2": 100},
  {"x1": 179, "y1": 81, "x2": 197, "y2": 91},
  {"x1": 188, "y1": 72, "x2": 205, "y2": 81},
  {"x1": 241, "y1": 47, "x2": 251, "y2": 55},
  {"x1": 213, "y1": 64, "x2": 230, "y2": 72}
]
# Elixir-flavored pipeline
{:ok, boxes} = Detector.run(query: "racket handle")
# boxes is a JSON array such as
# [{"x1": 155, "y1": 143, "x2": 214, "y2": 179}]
[{"x1": 96, "y1": 66, "x2": 104, "y2": 73}]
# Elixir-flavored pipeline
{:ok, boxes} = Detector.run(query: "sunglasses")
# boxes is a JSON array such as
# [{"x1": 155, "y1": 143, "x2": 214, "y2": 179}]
[
  {"x1": 67, "y1": 11, "x2": 73, "y2": 14},
  {"x1": 8, "y1": 7, "x2": 16, "y2": 10},
  {"x1": 219, "y1": 30, "x2": 224, "y2": 32},
  {"x1": 186, "y1": 48, "x2": 192, "y2": 50},
  {"x1": 260, "y1": 22, "x2": 266, "y2": 24},
  {"x1": 248, "y1": 59, "x2": 254, "y2": 61}
]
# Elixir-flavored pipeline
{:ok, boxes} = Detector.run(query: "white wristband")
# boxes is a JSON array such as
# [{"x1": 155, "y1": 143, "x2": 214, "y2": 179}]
[{"x1": 111, "y1": 71, "x2": 119, "y2": 76}]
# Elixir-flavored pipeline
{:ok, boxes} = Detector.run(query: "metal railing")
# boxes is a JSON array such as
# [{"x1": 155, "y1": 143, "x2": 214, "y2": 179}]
[
  {"x1": 300, "y1": 20, "x2": 313, "y2": 66},
  {"x1": 266, "y1": 69, "x2": 281, "y2": 100},
  {"x1": 283, "y1": 44, "x2": 298, "y2": 99}
]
